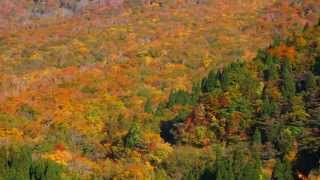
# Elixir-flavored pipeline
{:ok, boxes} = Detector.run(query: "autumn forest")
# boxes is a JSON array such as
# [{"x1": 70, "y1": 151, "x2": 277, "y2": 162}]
[{"x1": 0, "y1": 0, "x2": 319, "y2": 179}]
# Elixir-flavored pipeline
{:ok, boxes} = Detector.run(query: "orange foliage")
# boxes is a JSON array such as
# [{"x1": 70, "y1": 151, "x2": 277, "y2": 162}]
[
  {"x1": 42, "y1": 146, "x2": 72, "y2": 166},
  {"x1": 0, "y1": 0, "x2": 318, "y2": 178},
  {"x1": 269, "y1": 44, "x2": 297, "y2": 62}
]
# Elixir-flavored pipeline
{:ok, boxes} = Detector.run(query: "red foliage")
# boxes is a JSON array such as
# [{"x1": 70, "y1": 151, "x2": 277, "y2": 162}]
[{"x1": 54, "y1": 143, "x2": 66, "y2": 151}]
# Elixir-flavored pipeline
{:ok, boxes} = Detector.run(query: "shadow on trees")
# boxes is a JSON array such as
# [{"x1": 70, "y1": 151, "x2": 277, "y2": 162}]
[
  {"x1": 160, "y1": 119, "x2": 178, "y2": 144},
  {"x1": 160, "y1": 110, "x2": 191, "y2": 144},
  {"x1": 293, "y1": 149, "x2": 320, "y2": 178}
]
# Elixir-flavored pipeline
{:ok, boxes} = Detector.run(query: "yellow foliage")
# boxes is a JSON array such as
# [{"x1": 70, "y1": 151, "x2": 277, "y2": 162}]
[
  {"x1": 143, "y1": 132, "x2": 173, "y2": 164},
  {"x1": 203, "y1": 56, "x2": 213, "y2": 69},
  {"x1": 116, "y1": 162, "x2": 154, "y2": 180},
  {"x1": 102, "y1": 93, "x2": 126, "y2": 110},
  {"x1": 130, "y1": 150, "x2": 142, "y2": 163},
  {"x1": 0, "y1": 128, "x2": 23, "y2": 139},
  {"x1": 146, "y1": 2, "x2": 161, "y2": 8},
  {"x1": 42, "y1": 150, "x2": 72, "y2": 166},
  {"x1": 71, "y1": 39, "x2": 90, "y2": 56},
  {"x1": 29, "y1": 52, "x2": 43, "y2": 61},
  {"x1": 144, "y1": 56, "x2": 153, "y2": 65},
  {"x1": 172, "y1": 76, "x2": 188, "y2": 91},
  {"x1": 296, "y1": 36, "x2": 307, "y2": 47}
]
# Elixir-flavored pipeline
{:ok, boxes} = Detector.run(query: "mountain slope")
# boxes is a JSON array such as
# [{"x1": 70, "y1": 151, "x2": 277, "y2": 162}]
[{"x1": 0, "y1": 0, "x2": 319, "y2": 179}]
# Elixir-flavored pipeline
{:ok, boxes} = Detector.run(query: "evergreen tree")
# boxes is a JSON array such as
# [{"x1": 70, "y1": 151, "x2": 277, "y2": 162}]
[
  {"x1": 252, "y1": 150, "x2": 263, "y2": 180},
  {"x1": 305, "y1": 71, "x2": 317, "y2": 91},
  {"x1": 281, "y1": 59, "x2": 296, "y2": 100},
  {"x1": 272, "y1": 158, "x2": 294, "y2": 180},
  {"x1": 253, "y1": 128, "x2": 262, "y2": 145},
  {"x1": 216, "y1": 158, "x2": 228, "y2": 180},
  {"x1": 191, "y1": 82, "x2": 201, "y2": 104},
  {"x1": 30, "y1": 160, "x2": 62, "y2": 180},
  {"x1": 215, "y1": 146, "x2": 228, "y2": 180},
  {"x1": 155, "y1": 102, "x2": 165, "y2": 116},
  {"x1": 226, "y1": 158, "x2": 235, "y2": 180},
  {"x1": 220, "y1": 69, "x2": 232, "y2": 90},
  {"x1": 201, "y1": 77, "x2": 208, "y2": 93},
  {"x1": 176, "y1": 90, "x2": 190, "y2": 105},
  {"x1": 219, "y1": 62, "x2": 253, "y2": 93},
  {"x1": 241, "y1": 162, "x2": 260, "y2": 180},
  {"x1": 264, "y1": 63, "x2": 279, "y2": 81},
  {"x1": 124, "y1": 122, "x2": 142, "y2": 148},
  {"x1": 167, "y1": 90, "x2": 191, "y2": 108},
  {"x1": 272, "y1": 36, "x2": 281, "y2": 47},
  {"x1": 201, "y1": 70, "x2": 220, "y2": 93},
  {"x1": 261, "y1": 95, "x2": 278, "y2": 117},
  {"x1": 232, "y1": 149, "x2": 245, "y2": 180},
  {"x1": 282, "y1": 158, "x2": 294, "y2": 180},
  {"x1": 264, "y1": 54, "x2": 274, "y2": 66},
  {"x1": 0, "y1": 146, "x2": 32, "y2": 179},
  {"x1": 144, "y1": 98, "x2": 153, "y2": 113},
  {"x1": 167, "y1": 90, "x2": 176, "y2": 108},
  {"x1": 0, "y1": 146, "x2": 62, "y2": 179},
  {"x1": 273, "y1": 160, "x2": 284, "y2": 180},
  {"x1": 214, "y1": 145, "x2": 236, "y2": 180},
  {"x1": 242, "y1": 146, "x2": 263, "y2": 180},
  {"x1": 262, "y1": 54, "x2": 280, "y2": 81}
]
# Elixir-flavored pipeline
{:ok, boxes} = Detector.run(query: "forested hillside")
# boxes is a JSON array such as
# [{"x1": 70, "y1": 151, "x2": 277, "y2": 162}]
[
  {"x1": 164, "y1": 22, "x2": 320, "y2": 180},
  {"x1": 0, "y1": 0, "x2": 319, "y2": 179}
]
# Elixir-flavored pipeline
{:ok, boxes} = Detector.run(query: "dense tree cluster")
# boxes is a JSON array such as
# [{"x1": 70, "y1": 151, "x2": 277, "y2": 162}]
[
  {"x1": 0, "y1": 1, "x2": 319, "y2": 179},
  {"x1": 164, "y1": 23, "x2": 320, "y2": 179},
  {"x1": 0, "y1": 146, "x2": 63, "y2": 179}
]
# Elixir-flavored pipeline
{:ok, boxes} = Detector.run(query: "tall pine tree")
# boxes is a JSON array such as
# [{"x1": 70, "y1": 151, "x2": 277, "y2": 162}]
[{"x1": 281, "y1": 59, "x2": 296, "y2": 100}]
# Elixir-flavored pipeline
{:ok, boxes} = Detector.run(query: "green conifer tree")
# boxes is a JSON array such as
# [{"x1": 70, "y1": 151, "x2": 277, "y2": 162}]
[
  {"x1": 144, "y1": 98, "x2": 153, "y2": 113},
  {"x1": 253, "y1": 128, "x2": 262, "y2": 145},
  {"x1": 272, "y1": 158, "x2": 294, "y2": 180},
  {"x1": 232, "y1": 149, "x2": 245, "y2": 180},
  {"x1": 155, "y1": 102, "x2": 165, "y2": 116},
  {"x1": 241, "y1": 162, "x2": 259, "y2": 180},
  {"x1": 281, "y1": 59, "x2": 296, "y2": 100},
  {"x1": 30, "y1": 160, "x2": 62, "y2": 180},
  {"x1": 215, "y1": 146, "x2": 231, "y2": 180},
  {"x1": 202, "y1": 70, "x2": 220, "y2": 93},
  {"x1": 0, "y1": 146, "x2": 62, "y2": 180},
  {"x1": 261, "y1": 95, "x2": 278, "y2": 117},
  {"x1": 124, "y1": 122, "x2": 142, "y2": 148},
  {"x1": 191, "y1": 82, "x2": 201, "y2": 104},
  {"x1": 305, "y1": 71, "x2": 317, "y2": 91}
]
